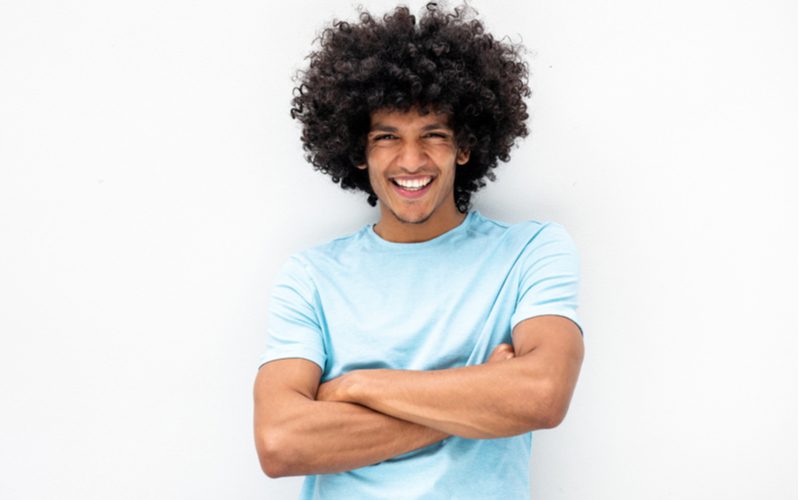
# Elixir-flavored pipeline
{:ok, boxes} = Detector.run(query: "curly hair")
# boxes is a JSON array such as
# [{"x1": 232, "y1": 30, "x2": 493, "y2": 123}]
[{"x1": 290, "y1": 2, "x2": 531, "y2": 213}]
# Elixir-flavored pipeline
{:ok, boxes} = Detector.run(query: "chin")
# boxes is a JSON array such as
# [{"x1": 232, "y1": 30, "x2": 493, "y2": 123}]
[{"x1": 391, "y1": 207, "x2": 434, "y2": 225}]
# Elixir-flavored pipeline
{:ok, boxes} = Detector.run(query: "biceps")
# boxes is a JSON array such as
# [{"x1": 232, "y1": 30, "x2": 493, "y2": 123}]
[
  {"x1": 254, "y1": 358, "x2": 323, "y2": 430},
  {"x1": 510, "y1": 316, "x2": 584, "y2": 427},
  {"x1": 512, "y1": 315, "x2": 582, "y2": 355},
  {"x1": 253, "y1": 358, "x2": 322, "y2": 476},
  {"x1": 256, "y1": 357, "x2": 323, "y2": 399},
  {"x1": 512, "y1": 315, "x2": 584, "y2": 390}
]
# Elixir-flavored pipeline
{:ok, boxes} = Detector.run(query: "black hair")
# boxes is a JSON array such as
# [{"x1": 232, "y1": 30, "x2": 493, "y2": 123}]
[{"x1": 290, "y1": 3, "x2": 531, "y2": 212}]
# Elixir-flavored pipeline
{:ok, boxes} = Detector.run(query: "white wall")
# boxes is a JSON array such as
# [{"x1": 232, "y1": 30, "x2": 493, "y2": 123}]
[{"x1": 0, "y1": 1, "x2": 795, "y2": 499}]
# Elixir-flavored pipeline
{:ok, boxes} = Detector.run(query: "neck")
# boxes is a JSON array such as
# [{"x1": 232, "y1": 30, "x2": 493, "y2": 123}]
[{"x1": 373, "y1": 204, "x2": 467, "y2": 243}]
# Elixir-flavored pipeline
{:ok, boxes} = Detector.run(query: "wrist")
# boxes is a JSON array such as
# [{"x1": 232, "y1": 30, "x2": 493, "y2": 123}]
[{"x1": 344, "y1": 369, "x2": 366, "y2": 403}]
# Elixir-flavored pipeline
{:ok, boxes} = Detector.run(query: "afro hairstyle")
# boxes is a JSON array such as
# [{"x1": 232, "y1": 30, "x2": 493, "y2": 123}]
[{"x1": 290, "y1": 2, "x2": 531, "y2": 213}]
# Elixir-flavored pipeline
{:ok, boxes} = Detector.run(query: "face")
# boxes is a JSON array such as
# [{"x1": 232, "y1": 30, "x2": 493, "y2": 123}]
[{"x1": 357, "y1": 107, "x2": 470, "y2": 239}]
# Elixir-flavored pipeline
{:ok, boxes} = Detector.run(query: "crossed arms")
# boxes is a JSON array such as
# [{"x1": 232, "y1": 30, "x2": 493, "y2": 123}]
[{"x1": 253, "y1": 314, "x2": 584, "y2": 478}]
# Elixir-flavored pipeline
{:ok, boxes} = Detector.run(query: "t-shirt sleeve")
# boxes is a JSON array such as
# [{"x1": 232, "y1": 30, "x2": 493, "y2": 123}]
[
  {"x1": 509, "y1": 222, "x2": 583, "y2": 336},
  {"x1": 258, "y1": 255, "x2": 327, "y2": 371}
]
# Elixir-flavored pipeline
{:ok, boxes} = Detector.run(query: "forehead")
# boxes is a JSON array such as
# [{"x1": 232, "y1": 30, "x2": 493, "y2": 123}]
[{"x1": 369, "y1": 107, "x2": 452, "y2": 129}]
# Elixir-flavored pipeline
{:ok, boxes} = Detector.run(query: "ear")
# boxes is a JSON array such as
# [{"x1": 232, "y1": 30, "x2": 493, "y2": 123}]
[
  {"x1": 456, "y1": 149, "x2": 470, "y2": 165},
  {"x1": 355, "y1": 163, "x2": 367, "y2": 170}
]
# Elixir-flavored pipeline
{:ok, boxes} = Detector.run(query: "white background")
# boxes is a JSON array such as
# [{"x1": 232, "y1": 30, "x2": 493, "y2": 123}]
[{"x1": 0, "y1": 1, "x2": 796, "y2": 499}]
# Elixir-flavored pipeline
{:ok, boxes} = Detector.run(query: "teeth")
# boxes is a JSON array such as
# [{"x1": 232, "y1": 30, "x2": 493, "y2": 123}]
[{"x1": 394, "y1": 177, "x2": 432, "y2": 189}]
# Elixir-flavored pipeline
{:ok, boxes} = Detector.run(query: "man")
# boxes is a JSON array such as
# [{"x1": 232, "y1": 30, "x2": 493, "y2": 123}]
[{"x1": 253, "y1": 4, "x2": 584, "y2": 499}]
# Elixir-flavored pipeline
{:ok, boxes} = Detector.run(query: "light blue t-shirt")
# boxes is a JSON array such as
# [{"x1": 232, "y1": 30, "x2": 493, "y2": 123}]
[{"x1": 260, "y1": 209, "x2": 582, "y2": 500}]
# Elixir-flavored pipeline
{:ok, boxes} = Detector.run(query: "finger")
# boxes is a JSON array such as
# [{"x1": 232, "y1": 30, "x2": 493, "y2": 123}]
[{"x1": 487, "y1": 343, "x2": 514, "y2": 363}]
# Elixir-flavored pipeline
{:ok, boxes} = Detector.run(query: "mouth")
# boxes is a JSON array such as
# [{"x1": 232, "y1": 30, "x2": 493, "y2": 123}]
[{"x1": 390, "y1": 176, "x2": 435, "y2": 199}]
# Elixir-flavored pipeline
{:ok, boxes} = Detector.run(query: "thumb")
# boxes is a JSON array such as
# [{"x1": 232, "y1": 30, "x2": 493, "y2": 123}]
[{"x1": 487, "y1": 343, "x2": 515, "y2": 363}]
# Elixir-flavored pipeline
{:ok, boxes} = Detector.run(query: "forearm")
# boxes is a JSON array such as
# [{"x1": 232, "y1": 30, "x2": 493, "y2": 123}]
[
  {"x1": 344, "y1": 356, "x2": 558, "y2": 439},
  {"x1": 266, "y1": 392, "x2": 448, "y2": 477}
]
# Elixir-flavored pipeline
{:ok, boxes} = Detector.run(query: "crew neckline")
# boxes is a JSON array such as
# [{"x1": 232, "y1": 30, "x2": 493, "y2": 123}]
[{"x1": 364, "y1": 210, "x2": 480, "y2": 250}]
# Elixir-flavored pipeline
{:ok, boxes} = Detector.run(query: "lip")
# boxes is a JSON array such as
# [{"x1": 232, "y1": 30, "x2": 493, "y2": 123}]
[
  {"x1": 391, "y1": 177, "x2": 435, "y2": 199},
  {"x1": 392, "y1": 175, "x2": 434, "y2": 181}
]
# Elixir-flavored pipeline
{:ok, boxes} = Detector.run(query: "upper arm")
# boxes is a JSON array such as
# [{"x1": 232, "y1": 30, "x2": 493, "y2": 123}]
[
  {"x1": 255, "y1": 357, "x2": 323, "y2": 407},
  {"x1": 509, "y1": 222, "x2": 582, "y2": 336},
  {"x1": 259, "y1": 256, "x2": 328, "y2": 372},
  {"x1": 253, "y1": 357, "x2": 322, "y2": 477},
  {"x1": 506, "y1": 222, "x2": 584, "y2": 427},
  {"x1": 255, "y1": 255, "x2": 328, "y2": 476},
  {"x1": 511, "y1": 315, "x2": 584, "y2": 427}
]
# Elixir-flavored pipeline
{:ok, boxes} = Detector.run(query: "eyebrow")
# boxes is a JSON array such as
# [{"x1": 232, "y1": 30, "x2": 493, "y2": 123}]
[{"x1": 370, "y1": 122, "x2": 452, "y2": 132}]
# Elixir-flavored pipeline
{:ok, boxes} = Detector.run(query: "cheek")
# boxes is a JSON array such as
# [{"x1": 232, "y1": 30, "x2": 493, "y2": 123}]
[
  {"x1": 365, "y1": 150, "x2": 393, "y2": 171},
  {"x1": 368, "y1": 169, "x2": 387, "y2": 191},
  {"x1": 430, "y1": 146, "x2": 458, "y2": 163}
]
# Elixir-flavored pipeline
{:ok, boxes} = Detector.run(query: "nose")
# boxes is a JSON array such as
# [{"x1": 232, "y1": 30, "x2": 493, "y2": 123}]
[{"x1": 397, "y1": 140, "x2": 428, "y2": 171}]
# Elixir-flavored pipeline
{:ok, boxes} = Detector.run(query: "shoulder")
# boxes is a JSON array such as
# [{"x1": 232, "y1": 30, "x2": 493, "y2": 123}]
[
  {"x1": 277, "y1": 223, "x2": 369, "y2": 279},
  {"x1": 519, "y1": 221, "x2": 579, "y2": 260},
  {"x1": 475, "y1": 211, "x2": 576, "y2": 249},
  {"x1": 525, "y1": 221, "x2": 576, "y2": 248},
  {"x1": 497, "y1": 217, "x2": 580, "y2": 271}
]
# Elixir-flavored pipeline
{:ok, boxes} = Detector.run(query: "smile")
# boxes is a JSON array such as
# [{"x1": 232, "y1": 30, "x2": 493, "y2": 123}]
[{"x1": 391, "y1": 176, "x2": 435, "y2": 199}]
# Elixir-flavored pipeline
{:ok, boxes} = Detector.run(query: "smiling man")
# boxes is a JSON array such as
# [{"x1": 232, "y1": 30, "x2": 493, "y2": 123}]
[
  {"x1": 359, "y1": 108, "x2": 471, "y2": 241},
  {"x1": 253, "y1": 4, "x2": 585, "y2": 499}
]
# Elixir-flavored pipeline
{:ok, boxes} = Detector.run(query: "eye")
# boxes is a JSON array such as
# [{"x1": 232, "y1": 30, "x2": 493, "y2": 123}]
[
  {"x1": 424, "y1": 132, "x2": 450, "y2": 139},
  {"x1": 372, "y1": 134, "x2": 397, "y2": 141}
]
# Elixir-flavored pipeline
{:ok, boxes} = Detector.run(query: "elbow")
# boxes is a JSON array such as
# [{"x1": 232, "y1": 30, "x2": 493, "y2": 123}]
[
  {"x1": 256, "y1": 430, "x2": 292, "y2": 478},
  {"x1": 528, "y1": 381, "x2": 572, "y2": 430},
  {"x1": 536, "y1": 404, "x2": 568, "y2": 429}
]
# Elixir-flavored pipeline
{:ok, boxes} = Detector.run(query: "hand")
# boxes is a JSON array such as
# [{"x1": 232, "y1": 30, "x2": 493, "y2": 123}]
[
  {"x1": 316, "y1": 344, "x2": 514, "y2": 403},
  {"x1": 486, "y1": 342, "x2": 515, "y2": 363},
  {"x1": 315, "y1": 371, "x2": 356, "y2": 403}
]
